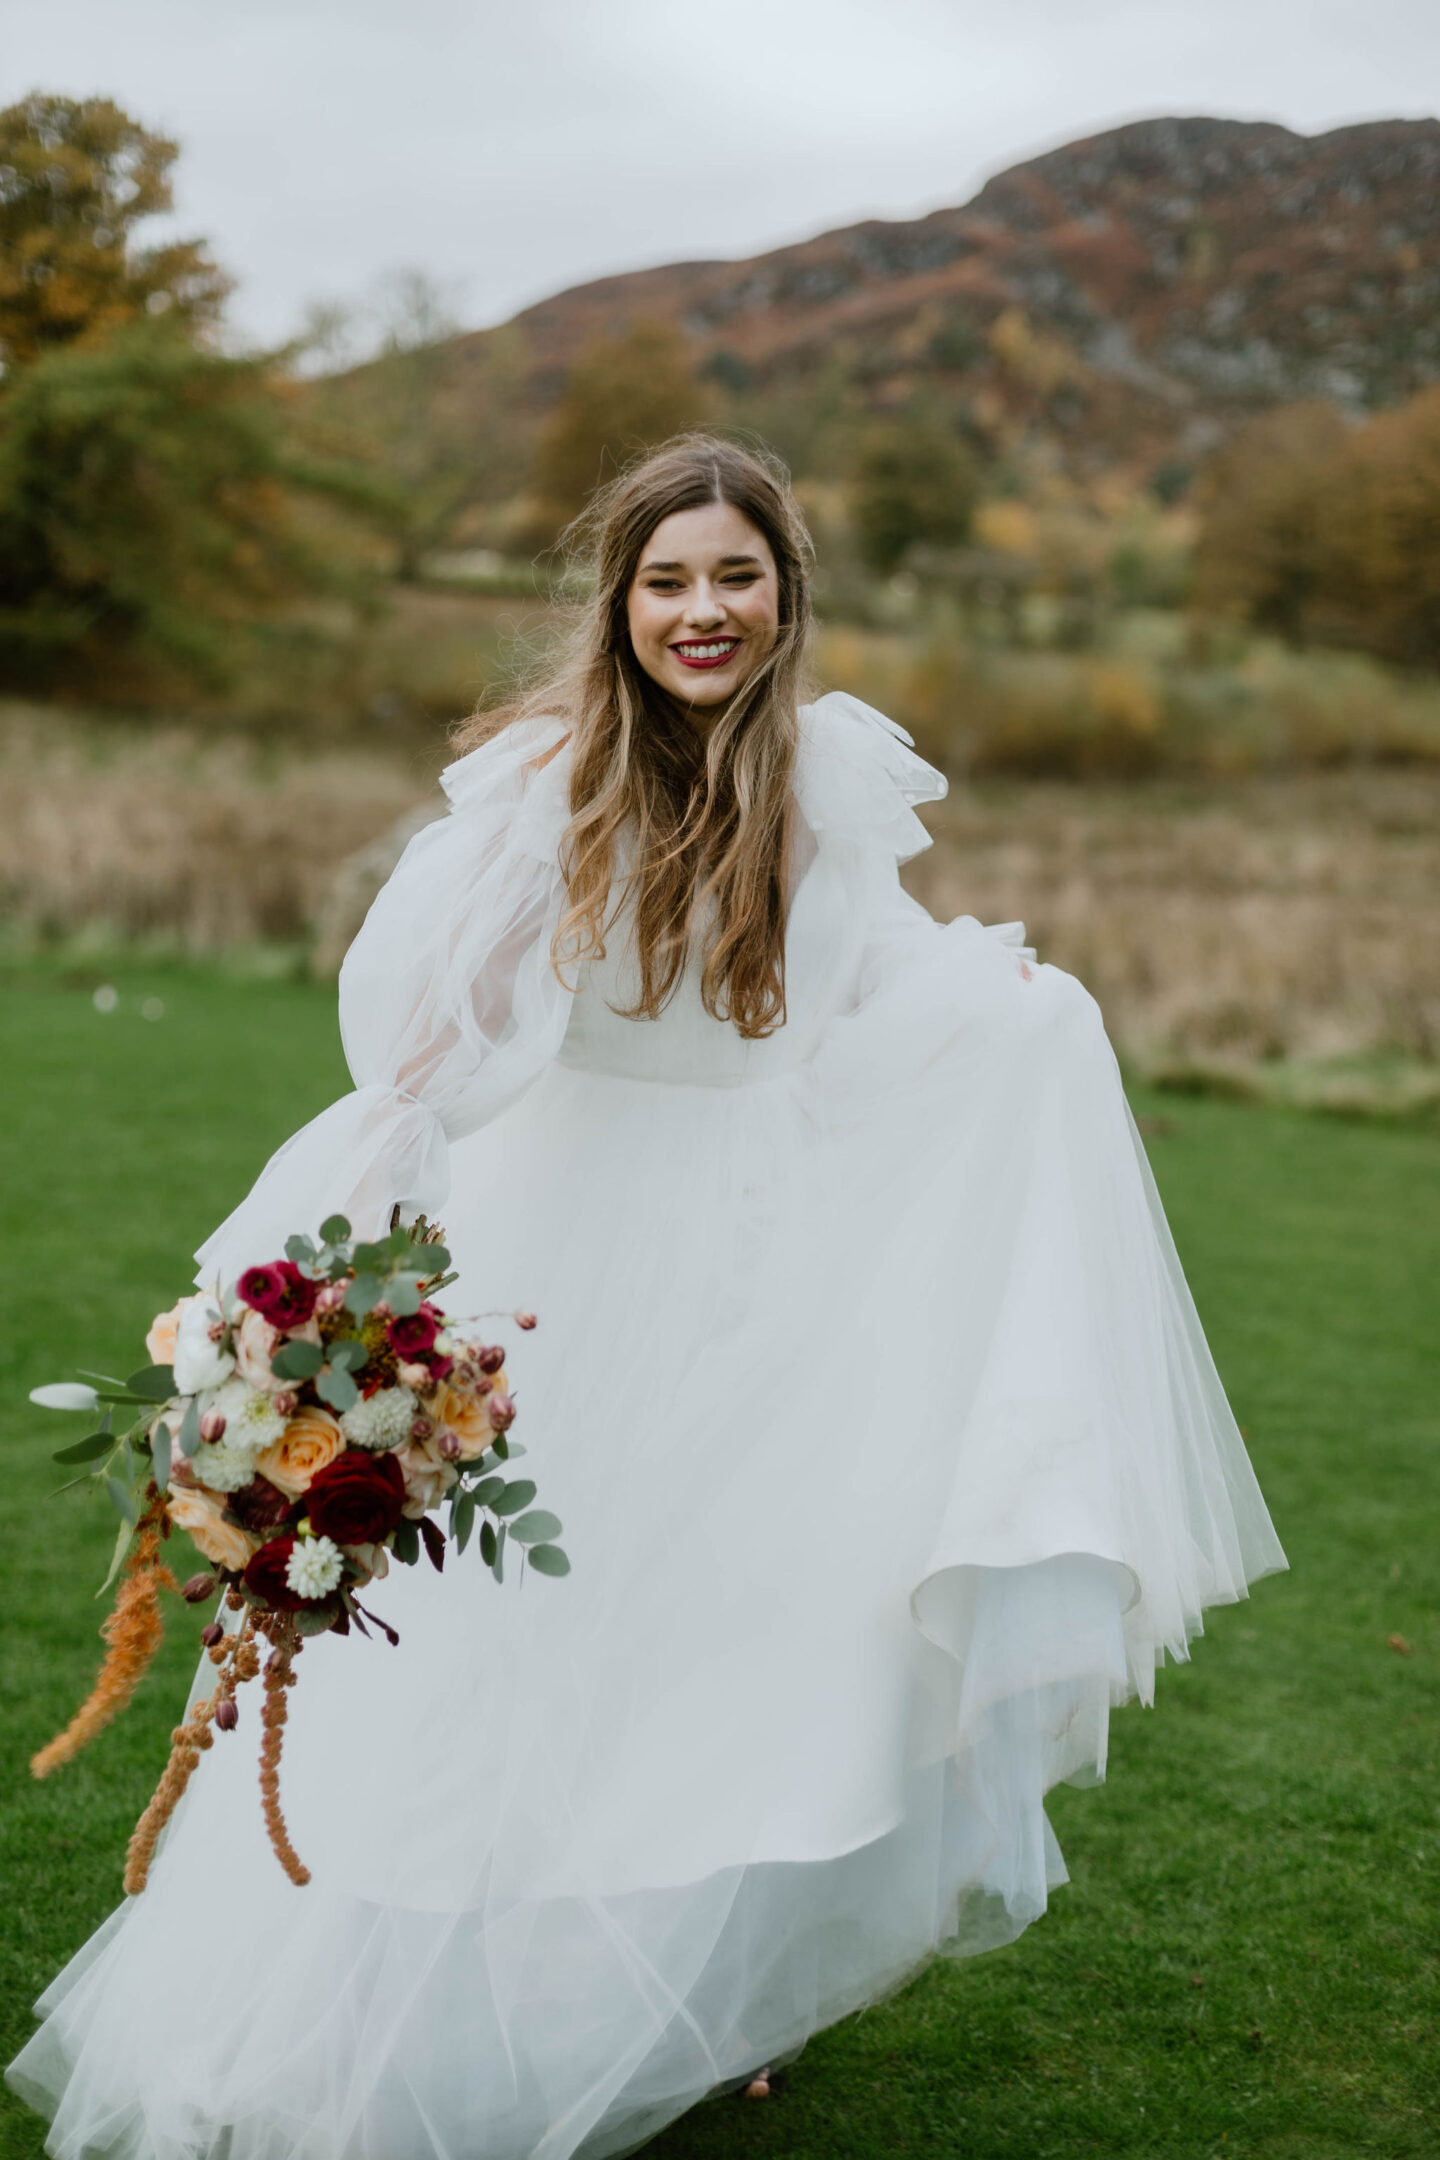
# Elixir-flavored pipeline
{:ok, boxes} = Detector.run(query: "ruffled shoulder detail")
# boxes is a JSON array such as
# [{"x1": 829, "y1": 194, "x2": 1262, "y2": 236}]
[
  {"x1": 795, "y1": 691, "x2": 947, "y2": 864},
  {"x1": 439, "y1": 717, "x2": 572, "y2": 865}
]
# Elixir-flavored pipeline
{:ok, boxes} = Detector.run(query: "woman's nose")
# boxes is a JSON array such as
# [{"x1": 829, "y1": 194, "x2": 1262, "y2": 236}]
[{"x1": 684, "y1": 581, "x2": 725, "y2": 627}]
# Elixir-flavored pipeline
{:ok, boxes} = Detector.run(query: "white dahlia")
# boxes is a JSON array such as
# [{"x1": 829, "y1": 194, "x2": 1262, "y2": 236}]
[
  {"x1": 189, "y1": 1439, "x2": 264, "y2": 1494},
  {"x1": 285, "y1": 1536, "x2": 344, "y2": 1600},
  {"x1": 200, "y1": 1377, "x2": 288, "y2": 1461},
  {"x1": 339, "y1": 1386, "x2": 416, "y2": 1453}
]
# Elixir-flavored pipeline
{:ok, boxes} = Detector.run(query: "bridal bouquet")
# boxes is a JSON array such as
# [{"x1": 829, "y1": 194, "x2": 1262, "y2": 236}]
[{"x1": 29, "y1": 1214, "x2": 566, "y2": 1891}]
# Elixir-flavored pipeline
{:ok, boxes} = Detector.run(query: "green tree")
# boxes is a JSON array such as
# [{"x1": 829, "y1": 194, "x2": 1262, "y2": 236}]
[
  {"x1": 0, "y1": 93, "x2": 229, "y2": 371},
  {"x1": 0, "y1": 324, "x2": 361, "y2": 692},
  {"x1": 533, "y1": 320, "x2": 710, "y2": 533},
  {"x1": 851, "y1": 417, "x2": 978, "y2": 576}
]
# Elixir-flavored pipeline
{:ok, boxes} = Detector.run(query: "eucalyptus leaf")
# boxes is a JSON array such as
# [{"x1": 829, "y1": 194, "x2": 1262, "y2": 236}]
[
  {"x1": 150, "y1": 1420, "x2": 171, "y2": 1495},
  {"x1": 271, "y1": 1339, "x2": 324, "y2": 1380},
  {"x1": 479, "y1": 1520, "x2": 497, "y2": 1567},
  {"x1": 316, "y1": 1366, "x2": 359, "y2": 1412},
  {"x1": 526, "y1": 1543, "x2": 571, "y2": 1578},
  {"x1": 106, "y1": 1476, "x2": 137, "y2": 1526},
  {"x1": 386, "y1": 1276, "x2": 421, "y2": 1317},
  {"x1": 509, "y1": 1509, "x2": 562, "y2": 1545},
  {"x1": 453, "y1": 1488, "x2": 477, "y2": 1555},
  {"x1": 327, "y1": 1339, "x2": 368, "y2": 1373},
  {"x1": 125, "y1": 1365, "x2": 176, "y2": 1403},
  {"x1": 319, "y1": 1214, "x2": 352, "y2": 1244},
  {"x1": 29, "y1": 1382, "x2": 100, "y2": 1412},
  {"x1": 467, "y1": 1475, "x2": 505, "y2": 1509},
  {"x1": 178, "y1": 1395, "x2": 202, "y2": 1458},
  {"x1": 351, "y1": 1242, "x2": 388, "y2": 1274},
  {"x1": 491, "y1": 1523, "x2": 506, "y2": 1583},
  {"x1": 95, "y1": 1515, "x2": 133, "y2": 1598},
  {"x1": 51, "y1": 1431, "x2": 116, "y2": 1465},
  {"x1": 285, "y1": 1234, "x2": 318, "y2": 1264},
  {"x1": 493, "y1": 1479, "x2": 537, "y2": 1518},
  {"x1": 385, "y1": 1223, "x2": 412, "y2": 1256},
  {"x1": 392, "y1": 1519, "x2": 420, "y2": 1566},
  {"x1": 344, "y1": 1274, "x2": 383, "y2": 1316},
  {"x1": 490, "y1": 1433, "x2": 510, "y2": 1462},
  {"x1": 294, "y1": 1605, "x2": 339, "y2": 1638},
  {"x1": 48, "y1": 1470, "x2": 102, "y2": 1499}
]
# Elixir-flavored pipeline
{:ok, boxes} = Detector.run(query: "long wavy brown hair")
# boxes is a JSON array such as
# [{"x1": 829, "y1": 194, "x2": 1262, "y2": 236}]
[{"x1": 454, "y1": 434, "x2": 816, "y2": 1038}]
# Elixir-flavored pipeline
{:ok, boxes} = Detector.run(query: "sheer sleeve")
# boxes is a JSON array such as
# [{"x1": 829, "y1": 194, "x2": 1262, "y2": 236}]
[{"x1": 194, "y1": 720, "x2": 574, "y2": 1288}]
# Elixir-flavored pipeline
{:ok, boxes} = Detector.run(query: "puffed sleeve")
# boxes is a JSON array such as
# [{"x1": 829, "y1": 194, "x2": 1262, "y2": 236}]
[{"x1": 194, "y1": 720, "x2": 574, "y2": 1288}]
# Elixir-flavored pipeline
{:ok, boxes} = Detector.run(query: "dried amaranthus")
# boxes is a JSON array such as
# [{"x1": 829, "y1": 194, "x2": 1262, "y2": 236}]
[
  {"x1": 257, "y1": 1617, "x2": 310, "y2": 1886},
  {"x1": 32, "y1": 1495, "x2": 176, "y2": 1780},
  {"x1": 121, "y1": 1603, "x2": 259, "y2": 1894}
]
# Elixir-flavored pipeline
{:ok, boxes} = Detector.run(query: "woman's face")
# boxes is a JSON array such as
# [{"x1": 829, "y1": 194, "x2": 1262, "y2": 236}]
[{"x1": 626, "y1": 500, "x2": 780, "y2": 711}]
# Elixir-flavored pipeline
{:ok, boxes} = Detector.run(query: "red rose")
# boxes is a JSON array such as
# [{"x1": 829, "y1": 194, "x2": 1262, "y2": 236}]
[
  {"x1": 387, "y1": 1305, "x2": 440, "y2": 1358},
  {"x1": 305, "y1": 1450, "x2": 406, "y2": 1547},
  {"x1": 242, "y1": 1535, "x2": 307, "y2": 1611},
  {"x1": 238, "y1": 1261, "x2": 318, "y2": 1329}
]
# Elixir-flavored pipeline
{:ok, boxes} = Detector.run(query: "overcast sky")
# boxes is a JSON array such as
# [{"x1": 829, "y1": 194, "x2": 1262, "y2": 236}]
[{"x1": 3, "y1": 0, "x2": 1439, "y2": 351}]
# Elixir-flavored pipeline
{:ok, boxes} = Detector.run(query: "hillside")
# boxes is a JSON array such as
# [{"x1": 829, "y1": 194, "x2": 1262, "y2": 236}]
[{"x1": 450, "y1": 114, "x2": 1440, "y2": 475}]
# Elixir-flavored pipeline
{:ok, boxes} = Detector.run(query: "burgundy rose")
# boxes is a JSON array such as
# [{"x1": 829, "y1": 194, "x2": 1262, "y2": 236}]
[
  {"x1": 305, "y1": 1450, "x2": 406, "y2": 1547},
  {"x1": 387, "y1": 1305, "x2": 440, "y2": 1359},
  {"x1": 242, "y1": 1535, "x2": 307, "y2": 1611},
  {"x1": 237, "y1": 1260, "x2": 319, "y2": 1329},
  {"x1": 227, "y1": 1474, "x2": 299, "y2": 1534}
]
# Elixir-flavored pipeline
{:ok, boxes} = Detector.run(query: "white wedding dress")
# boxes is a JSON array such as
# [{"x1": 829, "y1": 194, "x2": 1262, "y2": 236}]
[{"x1": 10, "y1": 693, "x2": 1285, "y2": 2160}]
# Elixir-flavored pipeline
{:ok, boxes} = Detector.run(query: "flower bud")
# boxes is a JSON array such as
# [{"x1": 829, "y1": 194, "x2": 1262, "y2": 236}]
[
  {"x1": 409, "y1": 1415, "x2": 434, "y2": 1444},
  {"x1": 514, "y1": 1309, "x2": 537, "y2": 1331},
  {"x1": 200, "y1": 1620, "x2": 225, "y2": 1647},
  {"x1": 214, "y1": 1698, "x2": 239, "y2": 1732},
  {"x1": 487, "y1": 1391, "x2": 516, "y2": 1433},
  {"x1": 199, "y1": 1409, "x2": 227, "y2": 1443},
  {"x1": 274, "y1": 1389, "x2": 299, "y2": 1418},
  {"x1": 437, "y1": 1430, "x2": 462, "y2": 1460},
  {"x1": 207, "y1": 1319, "x2": 226, "y2": 1344},
  {"x1": 315, "y1": 1283, "x2": 347, "y2": 1315},
  {"x1": 181, "y1": 1572, "x2": 216, "y2": 1604},
  {"x1": 398, "y1": 1362, "x2": 430, "y2": 1390},
  {"x1": 476, "y1": 1344, "x2": 505, "y2": 1376},
  {"x1": 371, "y1": 1299, "x2": 393, "y2": 1320}
]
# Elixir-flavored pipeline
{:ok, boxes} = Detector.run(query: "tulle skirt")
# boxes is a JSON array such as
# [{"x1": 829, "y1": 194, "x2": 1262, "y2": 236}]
[{"x1": 9, "y1": 936, "x2": 1284, "y2": 2160}]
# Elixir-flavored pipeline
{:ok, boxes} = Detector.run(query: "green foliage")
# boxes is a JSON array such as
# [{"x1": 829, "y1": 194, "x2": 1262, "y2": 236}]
[
  {"x1": 1, "y1": 968, "x2": 1437, "y2": 2156},
  {"x1": 532, "y1": 319, "x2": 711, "y2": 533},
  {"x1": 0, "y1": 323, "x2": 362, "y2": 693},
  {"x1": 850, "y1": 416, "x2": 979, "y2": 576},
  {"x1": 0, "y1": 93, "x2": 230, "y2": 370}
]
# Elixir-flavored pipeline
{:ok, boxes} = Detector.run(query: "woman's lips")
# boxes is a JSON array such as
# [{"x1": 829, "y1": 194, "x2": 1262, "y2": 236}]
[{"x1": 670, "y1": 639, "x2": 740, "y2": 671}]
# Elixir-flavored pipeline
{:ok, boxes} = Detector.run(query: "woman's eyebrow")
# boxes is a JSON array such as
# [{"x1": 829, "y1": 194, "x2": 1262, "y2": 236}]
[{"x1": 638, "y1": 554, "x2": 765, "y2": 573}]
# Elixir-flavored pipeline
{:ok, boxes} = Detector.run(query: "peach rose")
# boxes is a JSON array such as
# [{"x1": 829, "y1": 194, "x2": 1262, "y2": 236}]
[
  {"x1": 395, "y1": 1434, "x2": 458, "y2": 1519},
  {"x1": 433, "y1": 1380, "x2": 493, "y2": 1462},
  {"x1": 167, "y1": 1484, "x2": 257, "y2": 1573},
  {"x1": 145, "y1": 1296, "x2": 193, "y2": 1366},
  {"x1": 255, "y1": 1406, "x2": 346, "y2": 1497}
]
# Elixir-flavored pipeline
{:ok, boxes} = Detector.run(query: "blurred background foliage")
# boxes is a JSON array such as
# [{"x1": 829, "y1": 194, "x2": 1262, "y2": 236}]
[{"x1": 1, "y1": 93, "x2": 1438, "y2": 1108}]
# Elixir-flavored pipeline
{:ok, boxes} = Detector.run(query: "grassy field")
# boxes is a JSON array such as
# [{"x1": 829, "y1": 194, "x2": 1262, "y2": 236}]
[{"x1": 1, "y1": 965, "x2": 1437, "y2": 2160}]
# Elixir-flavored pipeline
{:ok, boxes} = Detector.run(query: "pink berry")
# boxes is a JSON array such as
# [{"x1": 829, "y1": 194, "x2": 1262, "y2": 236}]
[
  {"x1": 514, "y1": 1309, "x2": 537, "y2": 1331},
  {"x1": 487, "y1": 1391, "x2": 516, "y2": 1433},
  {"x1": 180, "y1": 1573, "x2": 215, "y2": 1604},
  {"x1": 214, "y1": 1698, "x2": 239, "y2": 1732},
  {"x1": 199, "y1": 1410, "x2": 227, "y2": 1444},
  {"x1": 476, "y1": 1345, "x2": 505, "y2": 1376}
]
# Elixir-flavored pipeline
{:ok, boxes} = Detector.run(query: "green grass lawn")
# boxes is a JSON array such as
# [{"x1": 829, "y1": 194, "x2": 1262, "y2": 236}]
[{"x1": 1, "y1": 965, "x2": 1436, "y2": 2160}]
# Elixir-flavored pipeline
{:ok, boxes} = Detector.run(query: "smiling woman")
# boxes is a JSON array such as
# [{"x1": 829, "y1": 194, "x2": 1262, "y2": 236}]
[{"x1": 8, "y1": 432, "x2": 1284, "y2": 2160}]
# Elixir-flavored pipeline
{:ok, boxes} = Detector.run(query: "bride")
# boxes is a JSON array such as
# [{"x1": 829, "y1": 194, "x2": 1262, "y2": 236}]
[{"x1": 10, "y1": 434, "x2": 1284, "y2": 2160}]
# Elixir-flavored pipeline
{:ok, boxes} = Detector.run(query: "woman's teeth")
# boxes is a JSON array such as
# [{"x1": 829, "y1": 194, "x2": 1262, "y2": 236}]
[{"x1": 673, "y1": 641, "x2": 737, "y2": 661}]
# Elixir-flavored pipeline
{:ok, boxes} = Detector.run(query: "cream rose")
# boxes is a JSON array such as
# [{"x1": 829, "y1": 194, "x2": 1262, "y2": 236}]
[
  {"x1": 167, "y1": 1484, "x2": 256, "y2": 1573},
  {"x1": 234, "y1": 1307, "x2": 283, "y2": 1392},
  {"x1": 396, "y1": 1434, "x2": 458, "y2": 1519},
  {"x1": 433, "y1": 1380, "x2": 493, "y2": 1461},
  {"x1": 255, "y1": 1406, "x2": 346, "y2": 1497}
]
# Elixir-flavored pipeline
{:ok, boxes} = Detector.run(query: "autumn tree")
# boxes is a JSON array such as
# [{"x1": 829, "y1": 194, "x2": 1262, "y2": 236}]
[
  {"x1": 0, "y1": 94, "x2": 229, "y2": 371},
  {"x1": 1191, "y1": 402, "x2": 1353, "y2": 642},
  {"x1": 850, "y1": 415, "x2": 979, "y2": 576},
  {"x1": 532, "y1": 320, "x2": 710, "y2": 534}
]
